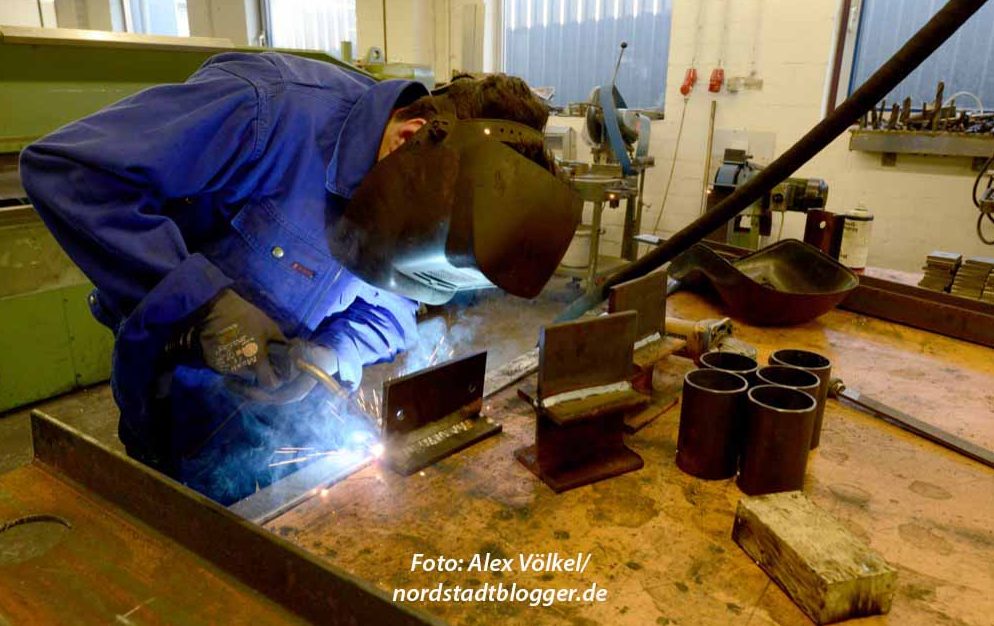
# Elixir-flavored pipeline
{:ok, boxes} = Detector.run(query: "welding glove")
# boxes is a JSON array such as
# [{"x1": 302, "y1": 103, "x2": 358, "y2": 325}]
[{"x1": 179, "y1": 288, "x2": 289, "y2": 389}]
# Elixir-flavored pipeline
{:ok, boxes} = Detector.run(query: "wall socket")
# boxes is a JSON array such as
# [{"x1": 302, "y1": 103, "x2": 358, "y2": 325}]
[{"x1": 727, "y1": 74, "x2": 765, "y2": 93}]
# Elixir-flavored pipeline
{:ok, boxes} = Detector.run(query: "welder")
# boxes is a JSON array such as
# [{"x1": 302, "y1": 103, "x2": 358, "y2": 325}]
[{"x1": 20, "y1": 52, "x2": 580, "y2": 504}]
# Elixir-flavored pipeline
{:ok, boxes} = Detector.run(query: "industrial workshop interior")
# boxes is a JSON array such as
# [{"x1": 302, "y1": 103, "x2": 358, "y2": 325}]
[{"x1": 2, "y1": 0, "x2": 994, "y2": 623}]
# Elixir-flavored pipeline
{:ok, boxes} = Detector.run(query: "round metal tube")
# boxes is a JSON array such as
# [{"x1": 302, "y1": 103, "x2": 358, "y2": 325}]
[
  {"x1": 555, "y1": 0, "x2": 989, "y2": 323},
  {"x1": 700, "y1": 350, "x2": 758, "y2": 385},
  {"x1": 756, "y1": 365, "x2": 820, "y2": 400},
  {"x1": 769, "y1": 349, "x2": 832, "y2": 449},
  {"x1": 676, "y1": 369, "x2": 749, "y2": 479},
  {"x1": 738, "y1": 385, "x2": 817, "y2": 496}
]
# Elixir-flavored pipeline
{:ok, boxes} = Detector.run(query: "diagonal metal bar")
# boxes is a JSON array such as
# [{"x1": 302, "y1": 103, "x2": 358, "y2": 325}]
[
  {"x1": 30, "y1": 410, "x2": 442, "y2": 626},
  {"x1": 829, "y1": 381, "x2": 994, "y2": 470}
]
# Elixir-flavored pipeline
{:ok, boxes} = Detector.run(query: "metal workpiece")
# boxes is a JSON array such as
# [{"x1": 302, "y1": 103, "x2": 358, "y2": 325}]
[
  {"x1": 21, "y1": 411, "x2": 440, "y2": 626},
  {"x1": 738, "y1": 385, "x2": 817, "y2": 496},
  {"x1": 229, "y1": 453, "x2": 374, "y2": 525},
  {"x1": 516, "y1": 312, "x2": 648, "y2": 493},
  {"x1": 608, "y1": 268, "x2": 668, "y2": 341},
  {"x1": 537, "y1": 311, "x2": 638, "y2": 398},
  {"x1": 381, "y1": 351, "x2": 500, "y2": 476},
  {"x1": 769, "y1": 349, "x2": 832, "y2": 449},
  {"x1": 608, "y1": 268, "x2": 668, "y2": 395},
  {"x1": 666, "y1": 241, "x2": 858, "y2": 326},
  {"x1": 829, "y1": 379, "x2": 994, "y2": 470},
  {"x1": 756, "y1": 365, "x2": 821, "y2": 398},
  {"x1": 840, "y1": 273, "x2": 994, "y2": 349},
  {"x1": 700, "y1": 350, "x2": 759, "y2": 385},
  {"x1": 676, "y1": 369, "x2": 749, "y2": 480}
]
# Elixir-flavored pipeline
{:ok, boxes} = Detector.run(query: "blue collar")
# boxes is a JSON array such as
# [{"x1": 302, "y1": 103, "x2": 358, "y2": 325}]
[{"x1": 325, "y1": 79, "x2": 429, "y2": 199}]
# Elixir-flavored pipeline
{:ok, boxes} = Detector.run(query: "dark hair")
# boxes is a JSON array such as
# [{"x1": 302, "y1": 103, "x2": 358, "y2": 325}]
[
  {"x1": 394, "y1": 73, "x2": 553, "y2": 169},
  {"x1": 396, "y1": 73, "x2": 549, "y2": 129}
]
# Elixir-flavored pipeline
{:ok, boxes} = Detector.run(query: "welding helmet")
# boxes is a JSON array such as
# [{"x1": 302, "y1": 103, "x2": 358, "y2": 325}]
[{"x1": 328, "y1": 113, "x2": 583, "y2": 304}]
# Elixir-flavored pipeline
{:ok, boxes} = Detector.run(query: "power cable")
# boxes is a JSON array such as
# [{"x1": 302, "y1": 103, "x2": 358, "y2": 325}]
[
  {"x1": 972, "y1": 152, "x2": 994, "y2": 245},
  {"x1": 651, "y1": 97, "x2": 690, "y2": 234}
]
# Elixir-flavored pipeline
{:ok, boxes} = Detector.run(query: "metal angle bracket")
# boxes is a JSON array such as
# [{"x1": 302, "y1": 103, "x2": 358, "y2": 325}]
[
  {"x1": 607, "y1": 268, "x2": 678, "y2": 433},
  {"x1": 608, "y1": 268, "x2": 668, "y2": 342},
  {"x1": 381, "y1": 351, "x2": 500, "y2": 475},
  {"x1": 608, "y1": 268, "x2": 668, "y2": 394},
  {"x1": 515, "y1": 312, "x2": 648, "y2": 493}
]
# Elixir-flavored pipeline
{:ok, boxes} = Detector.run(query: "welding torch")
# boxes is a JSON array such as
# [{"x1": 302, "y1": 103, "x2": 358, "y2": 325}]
[
  {"x1": 255, "y1": 338, "x2": 364, "y2": 408},
  {"x1": 283, "y1": 341, "x2": 386, "y2": 429},
  {"x1": 293, "y1": 354, "x2": 350, "y2": 401},
  {"x1": 169, "y1": 330, "x2": 358, "y2": 407}
]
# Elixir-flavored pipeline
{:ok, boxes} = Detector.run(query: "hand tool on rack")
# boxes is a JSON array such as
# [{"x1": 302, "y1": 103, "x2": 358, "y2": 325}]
[
  {"x1": 887, "y1": 103, "x2": 900, "y2": 130},
  {"x1": 931, "y1": 81, "x2": 945, "y2": 130},
  {"x1": 829, "y1": 378, "x2": 994, "y2": 470}
]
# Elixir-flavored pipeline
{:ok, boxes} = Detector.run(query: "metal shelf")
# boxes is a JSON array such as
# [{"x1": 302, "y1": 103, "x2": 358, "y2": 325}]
[{"x1": 849, "y1": 129, "x2": 994, "y2": 167}]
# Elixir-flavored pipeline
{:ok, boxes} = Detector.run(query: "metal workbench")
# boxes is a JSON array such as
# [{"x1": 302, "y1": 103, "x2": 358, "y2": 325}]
[
  {"x1": 3, "y1": 288, "x2": 992, "y2": 625},
  {"x1": 267, "y1": 290, "x2": 994, "y2": 625}
]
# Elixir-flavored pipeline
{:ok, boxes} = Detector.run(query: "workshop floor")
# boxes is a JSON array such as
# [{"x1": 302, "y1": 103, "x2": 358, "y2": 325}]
[{"x1": 0, "y1": 278, "x2": 585, "y2": 474}]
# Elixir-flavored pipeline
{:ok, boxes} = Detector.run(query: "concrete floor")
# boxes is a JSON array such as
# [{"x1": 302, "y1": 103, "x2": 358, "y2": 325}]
[{"x1": 0, "y1": 278, "x2": 584, "y2": 475}]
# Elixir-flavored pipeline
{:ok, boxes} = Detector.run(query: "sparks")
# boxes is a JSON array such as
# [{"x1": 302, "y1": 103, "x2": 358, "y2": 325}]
[
  {"x1": 269, "y1": 457, "x2": 311, "y2": 468},
  {"x1": 268, "y1": 449, "x2": 352, "y2": 468}
]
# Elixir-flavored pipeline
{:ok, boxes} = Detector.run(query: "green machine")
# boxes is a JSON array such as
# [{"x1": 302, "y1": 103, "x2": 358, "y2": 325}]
[
  {"x1": 703, "y1": 148, "x2": 829, "y2": 250},
  {"x1": 0, "y1": 26, "x2": 424, "y2": 413}
]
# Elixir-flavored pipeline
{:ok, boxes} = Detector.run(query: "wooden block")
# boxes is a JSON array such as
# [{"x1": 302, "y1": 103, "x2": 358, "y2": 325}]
[{"x1": 732, "y1": 491, "x2": 897, "y2": 624}]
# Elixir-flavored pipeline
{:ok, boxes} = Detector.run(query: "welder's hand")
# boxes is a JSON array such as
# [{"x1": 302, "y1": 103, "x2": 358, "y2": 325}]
[
  {"x1": 194, "y1": 289, "x2": 288, "y2": 388},
  {"x1": 227, "y1": 340, "x2": 341, "y2": 405}
]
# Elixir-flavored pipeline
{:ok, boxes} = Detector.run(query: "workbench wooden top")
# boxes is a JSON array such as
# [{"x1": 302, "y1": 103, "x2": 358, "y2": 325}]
[{"x1": 269, "y1": 292, "x2": 994, "y2": 626}]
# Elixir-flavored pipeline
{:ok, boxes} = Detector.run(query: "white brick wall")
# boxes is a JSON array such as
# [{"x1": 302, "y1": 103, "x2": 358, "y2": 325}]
[{"x1": 554, "y1": 0, "x2": 994, "y2": 271}]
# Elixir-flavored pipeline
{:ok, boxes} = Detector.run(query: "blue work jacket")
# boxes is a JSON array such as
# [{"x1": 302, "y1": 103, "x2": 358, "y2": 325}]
[{"x1": 20, "y1": 52, "x2": 428, "y2": 457}]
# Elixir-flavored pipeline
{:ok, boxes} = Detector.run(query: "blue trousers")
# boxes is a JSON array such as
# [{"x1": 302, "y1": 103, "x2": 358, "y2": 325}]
[{"x1": 134, "y1": 366, "x2": 375, "y2": 505}]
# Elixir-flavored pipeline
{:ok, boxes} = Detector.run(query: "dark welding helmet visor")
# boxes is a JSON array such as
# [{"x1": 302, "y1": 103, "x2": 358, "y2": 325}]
[{"x1": 328, "y1": 114, "x2": 583, "y2": 304}]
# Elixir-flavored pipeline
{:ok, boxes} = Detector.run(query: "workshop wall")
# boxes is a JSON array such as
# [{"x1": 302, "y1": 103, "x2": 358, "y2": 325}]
[
  {"x1": 187, "y1": 0, "x2": 261, "y2": 46},
  {"x1": 50, "y1": 0, "x2": 115, "y2": 30},
  {"x1": 0, "y1": 0, "x2": 45, "y2": 27},
  {"x1": 548, "y1": 0, "x2": 993, "y2": 271},
  {"x1": 356, "y1": 0, "x2": 485, "y2": 81},
  {"x1": 357, "y1": 0, "x2": 436, "y2": 67}
]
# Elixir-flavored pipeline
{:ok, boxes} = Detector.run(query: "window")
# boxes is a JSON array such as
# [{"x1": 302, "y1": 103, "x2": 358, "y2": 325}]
[
  {"x1": 850, "y1": 0, "x2": 994, "y2": 110},
  {"x1": 266, "y1": 0, "x2": 357, "y2": 58},
  {"x1": 120, "y1": 0, "x2": 189, "y2": 36},
  {"x1": 502, "y1": 0, "x2": 672, "y2": 110}
]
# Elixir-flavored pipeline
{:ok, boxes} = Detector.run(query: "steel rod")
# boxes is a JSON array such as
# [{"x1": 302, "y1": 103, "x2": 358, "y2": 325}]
[
  {"x1": 830, "y1": 380, "x2": 994, "y2": 470},
  {"x1": 699, "y1": 99, "x2": 717, "y2": 216},
  {"x1": 556, "y1": 0, "x2": 990, "y2": 322}
]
